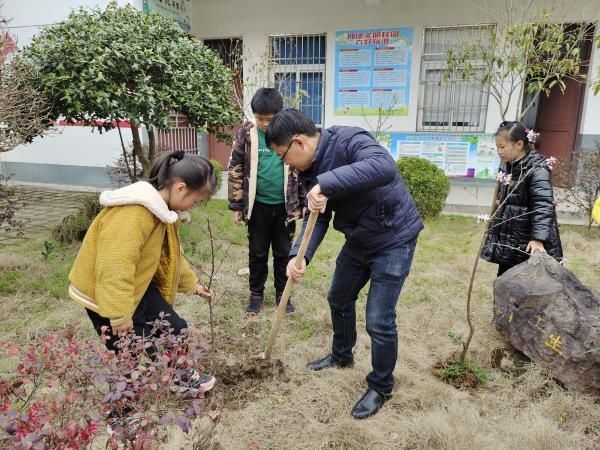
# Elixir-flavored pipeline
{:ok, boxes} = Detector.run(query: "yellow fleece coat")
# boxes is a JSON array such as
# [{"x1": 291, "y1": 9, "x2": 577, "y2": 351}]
[
  {"x1": 593, "y1": 196, "x2": 600, "y2": 224},
  {"x1": 68, "y1": 182, "x2": 198, "y2": 326}
]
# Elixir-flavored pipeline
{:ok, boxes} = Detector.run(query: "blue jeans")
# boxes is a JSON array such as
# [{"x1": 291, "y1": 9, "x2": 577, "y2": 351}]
[{"x1": 327, "y1": 238, "x2": 417, "y2": 394}]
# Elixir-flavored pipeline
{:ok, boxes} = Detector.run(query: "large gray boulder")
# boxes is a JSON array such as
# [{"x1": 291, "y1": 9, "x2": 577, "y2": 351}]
[{"x1": 493, "y1": 252, "x2": 600, "y2": 395}]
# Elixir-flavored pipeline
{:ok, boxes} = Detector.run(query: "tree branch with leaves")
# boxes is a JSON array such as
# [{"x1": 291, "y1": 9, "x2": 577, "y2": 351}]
[
  {"x1": 444, "y1": 0, "x2": 594, "y2": 122},
  {"x1": 21, "y1": 1, "x2": 242, "y2": 177}
]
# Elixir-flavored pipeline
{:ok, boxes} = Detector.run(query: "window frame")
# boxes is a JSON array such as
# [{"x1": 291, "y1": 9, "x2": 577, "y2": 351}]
[
  {"x1": 417, "y1": 24, "x2": 495, "y2": 133},
  {"x1": 268, "y1": 33, "x2": 327, "y2": 126}
]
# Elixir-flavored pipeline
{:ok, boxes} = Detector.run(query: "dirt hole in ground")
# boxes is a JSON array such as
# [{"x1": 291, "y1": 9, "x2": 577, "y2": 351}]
[
  {"x1": 210, "y1": 355, "x2": 287, "y2": 409},
  {"x1": 219, "y1": 357, "x2": 285, "y2": 385},
  {"x1": 201, "y1": 317, "x2": 289, "y2": 409}
]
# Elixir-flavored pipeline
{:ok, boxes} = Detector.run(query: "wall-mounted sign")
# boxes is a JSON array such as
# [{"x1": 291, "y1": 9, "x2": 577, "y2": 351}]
[
  {"x1": 334, "y1": 28, "x2": 413, "y2": 116},
  {"x1": 142, "y1": 0, "x2": 191, "y2": 32},
  {"x1": 378, "y1": 132, "x2": 499, "y2": 179}
]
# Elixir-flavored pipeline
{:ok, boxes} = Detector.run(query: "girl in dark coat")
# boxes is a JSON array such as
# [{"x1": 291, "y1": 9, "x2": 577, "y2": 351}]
[{"x1": 481, "y1": 121, "x2": 563, "y2": 276}]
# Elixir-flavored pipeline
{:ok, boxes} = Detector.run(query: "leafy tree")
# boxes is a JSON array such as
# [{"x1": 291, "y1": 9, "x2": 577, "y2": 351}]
[
  {"x1": 444, "y1": 1, "x2": 593, "y2": 121},
  {"x1": 22, "y1": 1, "x2": 241, "y2": 177},
  {"x1": 593, "y1": 34, "x2": 600, "y2": 95}
]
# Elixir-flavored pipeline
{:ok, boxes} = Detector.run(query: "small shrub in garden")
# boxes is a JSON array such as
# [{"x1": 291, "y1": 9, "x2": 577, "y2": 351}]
[
  {"x1": 210, "y1": 159, "x2": 223, "y2": 192},
  {"x1": 396, "y1": 157, "x2": 451, "y2": 220},
  {"x1": 433, "y1": 357, "x2": 489, "y2": 389},
  {"x1": 107, "y1": 147, "x2": 144, "y2": 187},
  {"x1": 556, "y1": 145, "x2": 600, "y2": 229},
  {"x1": 52, "y1": 195, "x2": 102, "y2": 243},
  {"x1": 0, "y1": 173, "x2": 25, "y2": 234},
  {"x1": 0, "y1": 317, "x2": 216, "y2": 449}
]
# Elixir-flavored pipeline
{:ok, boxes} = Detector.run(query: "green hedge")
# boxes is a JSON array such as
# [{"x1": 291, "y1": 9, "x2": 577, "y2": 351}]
[
  {"x1": 210, "y1": 159, "x2": 223, "y2": 192},
  {"x1": 396, "y1": 157, "x2": 450, "y2": 220}
]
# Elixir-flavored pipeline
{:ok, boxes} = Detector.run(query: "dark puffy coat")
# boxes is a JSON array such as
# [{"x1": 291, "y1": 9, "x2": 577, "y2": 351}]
[
  {"x1": 291, "y1": 126, "x2": 424, "y2": 263},
  {"x1": 481, "y1": 151, "x2": 563, "y2": 267}
]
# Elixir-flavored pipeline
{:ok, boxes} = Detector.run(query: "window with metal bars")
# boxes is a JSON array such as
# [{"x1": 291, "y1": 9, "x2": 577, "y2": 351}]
[
  {"x1": 418, "y1": 25, "x2": 494, "y2": 132},
  {"x1": 204, "y1": 38, "x2": 243, "y2": 103},
  {"x1": 268, "y1": 34, "x2": 326, "y2": 126}
]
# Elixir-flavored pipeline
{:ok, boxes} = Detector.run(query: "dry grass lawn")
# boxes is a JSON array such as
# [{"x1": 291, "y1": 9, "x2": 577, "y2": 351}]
[{"x1": 1, "y1": 200, "x2": 599, "y2": 449}]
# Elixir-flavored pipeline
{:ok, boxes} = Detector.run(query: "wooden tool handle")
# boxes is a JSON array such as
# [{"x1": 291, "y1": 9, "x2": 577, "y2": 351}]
[{"x1": 264, "y1": 211, "x2": 319, "y2": 360}]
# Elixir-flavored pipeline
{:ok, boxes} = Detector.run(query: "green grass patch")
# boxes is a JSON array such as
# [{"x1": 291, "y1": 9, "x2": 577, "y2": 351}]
[
  {"x1": 434, "y1": 357, "x2": 489, "y2": 389},
  {"x1": 0, "y1": 269, "x2": 26, "y2": 295}
]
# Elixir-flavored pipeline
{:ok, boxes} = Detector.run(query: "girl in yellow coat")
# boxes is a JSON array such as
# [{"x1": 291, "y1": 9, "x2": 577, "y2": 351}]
[{"x1": 69, "y1": 150, "x2": 216, "y2": 392}]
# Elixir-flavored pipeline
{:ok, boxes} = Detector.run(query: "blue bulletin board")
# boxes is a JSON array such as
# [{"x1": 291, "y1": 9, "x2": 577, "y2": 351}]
[
  {"x1": 334, "y1": 28, "x2": 413, "y2": 116},
  {"x1": 381, "y1": 132, "x2": 499, "y2": 179}
]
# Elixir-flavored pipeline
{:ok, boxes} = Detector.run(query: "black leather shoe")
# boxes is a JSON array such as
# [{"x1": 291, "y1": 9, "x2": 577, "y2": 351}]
[
  {"x1": 306, "y1": 354, "x2": 354, "y2": 371},
  {"x1": 351, "y1": 388, "x2": 391, "y2": 419}
]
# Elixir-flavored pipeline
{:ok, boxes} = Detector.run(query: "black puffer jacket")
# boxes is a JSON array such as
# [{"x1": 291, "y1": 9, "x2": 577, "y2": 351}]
[{"x1": 481, "y1": 151, "x2": 563, "y2": 267}]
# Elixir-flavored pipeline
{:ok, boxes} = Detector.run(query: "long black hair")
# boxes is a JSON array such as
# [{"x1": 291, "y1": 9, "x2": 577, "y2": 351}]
[
  {"x1": 148, "y1": 150, "x2": 217, "y2": 194},
  {"x1": 495, "y1": 121, "x2": 535, "y2": 152}
]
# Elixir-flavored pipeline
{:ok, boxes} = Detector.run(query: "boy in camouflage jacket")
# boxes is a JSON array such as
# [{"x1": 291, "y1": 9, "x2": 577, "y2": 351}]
[{"x1": 228, "y1": 88, "x2": 303, "y2": 315}]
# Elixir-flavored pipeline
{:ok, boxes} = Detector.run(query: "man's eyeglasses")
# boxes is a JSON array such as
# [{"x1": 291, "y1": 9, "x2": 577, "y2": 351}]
[{"x1": 280, "y1": 135, "x2": 298, "y2": 161}]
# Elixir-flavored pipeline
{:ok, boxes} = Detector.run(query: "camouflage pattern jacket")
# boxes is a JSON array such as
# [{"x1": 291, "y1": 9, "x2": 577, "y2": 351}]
[{"x1": 228, "y1": 121, "x2": 304, "y2": 223}]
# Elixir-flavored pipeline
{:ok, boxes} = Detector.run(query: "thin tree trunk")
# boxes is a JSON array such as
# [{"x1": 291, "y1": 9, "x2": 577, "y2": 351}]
[
  {"x1": 116, "y1": 120, "x2": 134, "y2": 183},
  {"x1": 515, "y1": 73, "x2": 531, "y2": 122},
  {"x1": 147, "y1": 127, "x2": 156, "y2": 166},
  {"x1": 460, "y1": 183, "x2": 499, "y2": 364},
  {"x1": 460, "y1": 233, "x2": 486, "y2": 364},
  {"x1": 206, "y1": 217, "x2": 216, "y2": 350},
  {"x1": 130, "y1": 119, "x2": 151, "y2": 178}
]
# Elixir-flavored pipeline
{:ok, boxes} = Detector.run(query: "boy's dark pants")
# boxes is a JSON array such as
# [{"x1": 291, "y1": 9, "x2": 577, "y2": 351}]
[
  {"x1": 247, "y1": 201, "x2": 294, "y2": 298},
  {"x1": 327, "y1": 237, "x2": 417, "y2": 395},
  {"x1": 86, "y1": 283, "x2": 188, "y2": 356}
]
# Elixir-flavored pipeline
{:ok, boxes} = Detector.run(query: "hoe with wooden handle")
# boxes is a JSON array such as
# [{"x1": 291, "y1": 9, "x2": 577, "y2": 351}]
[{"x1": 264, "y1": 210, "x2": 319, "y2": 360}]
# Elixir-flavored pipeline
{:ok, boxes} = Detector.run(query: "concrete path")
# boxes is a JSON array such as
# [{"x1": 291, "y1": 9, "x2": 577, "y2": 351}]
[{"x1": 1, "y1": 185, "x2": 89, "y2": 245}]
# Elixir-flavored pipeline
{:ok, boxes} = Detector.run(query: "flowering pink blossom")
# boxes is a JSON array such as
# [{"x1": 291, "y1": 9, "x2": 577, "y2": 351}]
[
  {"x1": 477, "y1": 213, "x2": 490, "y2": 224},
  {"x1": 496, "y1": 171, "x2": 512, "y2": 185},
  {"x1": 546, "y1": 156, "x2": 557, "y2": 171},
  {"x1": 525, "y1": 128, "x2": 539, "y2": 144}
]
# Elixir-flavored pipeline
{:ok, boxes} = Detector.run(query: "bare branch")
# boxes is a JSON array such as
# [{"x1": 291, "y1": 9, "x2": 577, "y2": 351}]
[{"x1": 0, "y1": 39, "x2": 51, "y2": 152}]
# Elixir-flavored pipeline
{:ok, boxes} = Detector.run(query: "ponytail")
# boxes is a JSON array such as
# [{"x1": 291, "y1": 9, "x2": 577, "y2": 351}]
[
  {"x1": 495, "y1": 121, "x2": 537, "y2": 152},
  {"x1": 148, "y1": 150, "x2": 217, "y2": 194}
]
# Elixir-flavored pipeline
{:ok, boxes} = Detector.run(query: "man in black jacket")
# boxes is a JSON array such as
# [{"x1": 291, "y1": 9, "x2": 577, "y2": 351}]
[{"x1": 266, "y1": 108, "x2": 423, "y2": 419}]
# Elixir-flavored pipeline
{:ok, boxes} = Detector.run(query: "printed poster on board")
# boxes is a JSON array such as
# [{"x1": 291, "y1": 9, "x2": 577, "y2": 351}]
[
  {"x1": 376, "y1": 132, "x2": 499, "y2": 179},
  {"x1": 143, "y1": 0, "x2": 192, "y2": 32},
  {"x1": 334, "y1": 28, "x2": 413, "y2": 116}
]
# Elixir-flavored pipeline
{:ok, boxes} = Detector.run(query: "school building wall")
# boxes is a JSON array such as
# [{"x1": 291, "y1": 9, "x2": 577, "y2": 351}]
[
  {"x1": 0, "y1": 0, "x2": 141, "y2": 188},
  {"x1": 2, "y1": 0, "x2": 599, "y2": 187},
  {"x1": 193, "y1": 0, "x2": 600, "y2": 171}
]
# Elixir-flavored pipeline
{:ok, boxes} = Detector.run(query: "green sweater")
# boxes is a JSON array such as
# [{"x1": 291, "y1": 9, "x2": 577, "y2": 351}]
[{"x1": 256, "y1": 129, "x2": 285, "y2": 204}]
